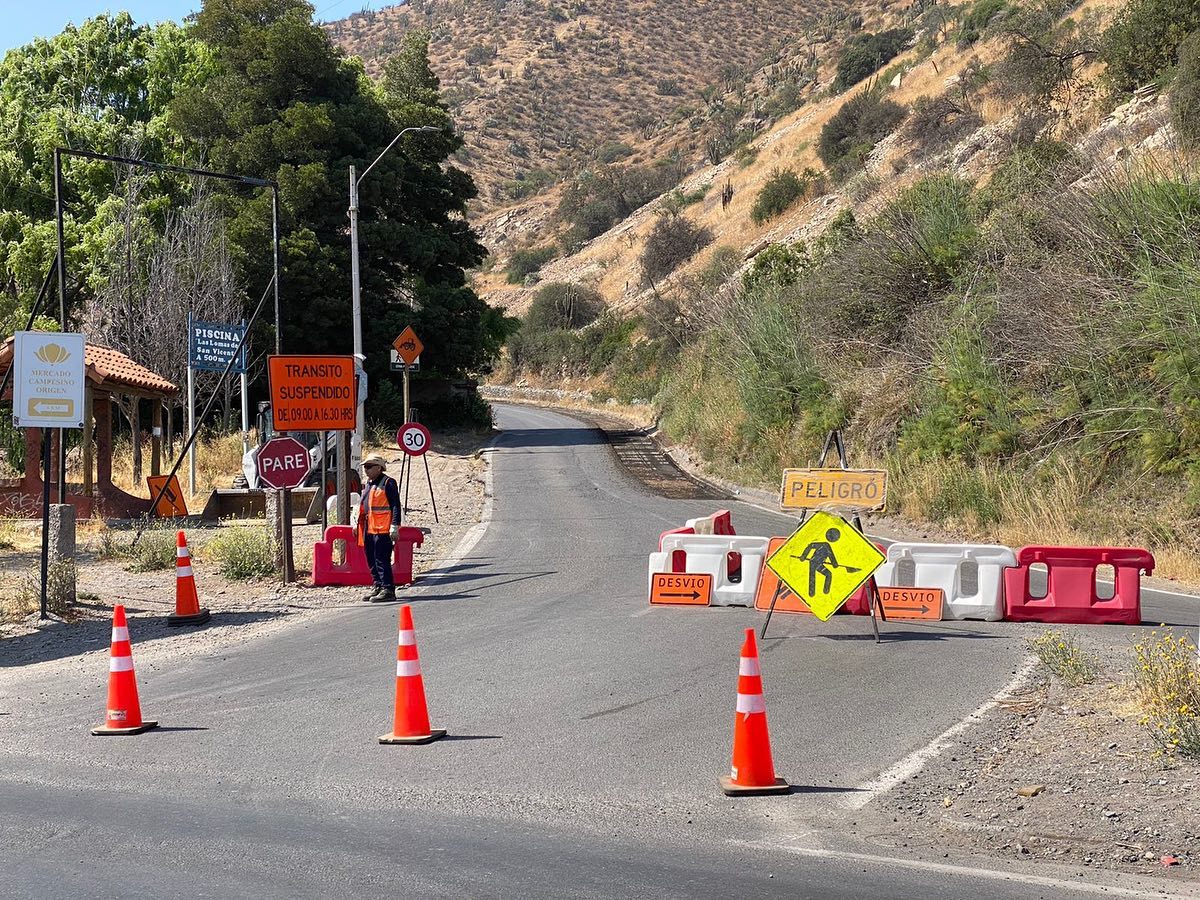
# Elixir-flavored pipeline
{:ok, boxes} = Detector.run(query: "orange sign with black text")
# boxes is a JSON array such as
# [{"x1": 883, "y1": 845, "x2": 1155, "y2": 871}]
[
  {"x1": 878, "y1": 587, "x2": 944, "y2": 620},
  {"x1": 268, "y1": 355, "x2": 357, "y2": 432},
  {"x1": 392, "y1": 327, "x2": 424, "y2": 366},
  {"x1": 753, "y1": 537, "x2": 813, "y2": 614},
  {"x1": 146, "y1": 474, "x2": 188, "y2": 517},
  {"x1": 649, "y1": 572, "x2": 712, "y2": 606}
]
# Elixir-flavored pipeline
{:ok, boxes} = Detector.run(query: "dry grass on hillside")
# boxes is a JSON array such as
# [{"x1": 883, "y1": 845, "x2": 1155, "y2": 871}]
[{"x1": 326, "y1": 0, "x2": 854, "y2": 210}]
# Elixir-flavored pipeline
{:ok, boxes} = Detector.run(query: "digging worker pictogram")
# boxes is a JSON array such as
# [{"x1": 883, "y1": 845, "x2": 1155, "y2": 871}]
[
  {"x1": 794, "y1": 527, "x2": 860, "y2": 597},
  {"x1": 356, "y1": 455, "x2": 403, "y2": 601}
]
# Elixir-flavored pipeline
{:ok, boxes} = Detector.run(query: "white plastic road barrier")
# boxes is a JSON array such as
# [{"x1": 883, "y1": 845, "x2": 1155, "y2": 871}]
[
  {"x1": 875, "y1": 543, "x2": 1016, "y2": 621},
  {"x1": 648, "y1": 534, "x2": 769, "y2": 607}
]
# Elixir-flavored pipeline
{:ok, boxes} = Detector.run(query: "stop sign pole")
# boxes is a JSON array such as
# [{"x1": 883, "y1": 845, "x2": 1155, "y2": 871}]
[{"x1": 256, "y1": 436, "x2": 312, "y2": 583}]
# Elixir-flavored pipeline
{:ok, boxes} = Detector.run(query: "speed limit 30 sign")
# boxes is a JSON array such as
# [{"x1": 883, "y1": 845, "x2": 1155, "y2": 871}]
[{"x1": 397, "y1": 422, "x2": 431, "y2": 456}]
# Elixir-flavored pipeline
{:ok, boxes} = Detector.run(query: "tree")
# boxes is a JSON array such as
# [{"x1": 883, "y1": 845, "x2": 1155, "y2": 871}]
[
  {"x1": 0, "y1": 14, "x2": 206, "y2": 334},
  {"x1": 168, "y1": 3, "x2": 506, "y2": 415}
]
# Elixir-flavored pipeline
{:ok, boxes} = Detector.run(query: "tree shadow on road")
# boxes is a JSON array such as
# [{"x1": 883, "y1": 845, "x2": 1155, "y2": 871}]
[{"x1": 0, "y1": 608, "x2": 292, "y2": 669}]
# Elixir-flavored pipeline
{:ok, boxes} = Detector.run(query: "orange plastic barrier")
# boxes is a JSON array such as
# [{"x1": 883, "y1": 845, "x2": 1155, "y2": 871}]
[
  {"x1": 379, "y1": 604, "x2": 446, "y2": 744},
  {"x1": 720, "y1": 628, "x2": 789, "y2": 795},
  {"x1": 92, "y1": 605, "x2": 158, "y2": 736},
  {"x1": 167, "y1": 531, "x2": 210, "y2": 626},
  {"x1": 1003, "y1": 546, "x2": 1153, "y2": 625},
  {"x1": 752, "y1": 537, "x2": 873, "y2": 616},
  {"x1": 311, "y1": 524, "x2": 424, "y2": 587}
]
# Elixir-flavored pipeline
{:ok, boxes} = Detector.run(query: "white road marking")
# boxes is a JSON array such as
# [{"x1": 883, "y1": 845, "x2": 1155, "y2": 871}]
[
  {"x1": 411, "y1": 435, "x2": 496, "y2": 588},
  {"x1": 631, "y1": 606, "x2": 657, "y2": 618},
  {"x1": 839, "y1": 654, "x2": 1040, "y2": 810},
  {"x1": 739, "y1": 842, "x2": 1195, "y2": 899}
]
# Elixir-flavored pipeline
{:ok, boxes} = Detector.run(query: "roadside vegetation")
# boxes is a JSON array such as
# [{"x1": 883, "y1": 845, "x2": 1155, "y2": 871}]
[
  {"x1": 497, "y1": 0, "x2": 1200, "y2": 583},
  {"x1": 1029, "y1": 629, "x2": 1100, "y2": 686}
]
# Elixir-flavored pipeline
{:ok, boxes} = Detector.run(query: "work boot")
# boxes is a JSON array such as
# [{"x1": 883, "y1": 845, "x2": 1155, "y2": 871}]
[
  {"x1": 372, "y1": 587, "x2": 397, "y2": 602},
  {"x1": 362, "y1": 586, "x2": 382, "y2": 601}
]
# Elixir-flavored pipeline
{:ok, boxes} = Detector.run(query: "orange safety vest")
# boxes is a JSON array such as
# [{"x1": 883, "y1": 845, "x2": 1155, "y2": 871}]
[{"x1": 356, "y1": 478, "x2": 396, "y2": 544}]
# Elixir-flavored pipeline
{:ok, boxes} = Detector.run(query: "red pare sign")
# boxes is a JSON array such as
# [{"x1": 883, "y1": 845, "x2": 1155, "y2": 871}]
[{"x1": 256, "y1": 436, "x2": 312, "y2": 490}]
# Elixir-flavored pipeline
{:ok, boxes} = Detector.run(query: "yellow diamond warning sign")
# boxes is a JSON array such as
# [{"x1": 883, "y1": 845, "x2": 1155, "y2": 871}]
[{"x1": 765, "y1": 510, "x2": 885, "y2": 621}]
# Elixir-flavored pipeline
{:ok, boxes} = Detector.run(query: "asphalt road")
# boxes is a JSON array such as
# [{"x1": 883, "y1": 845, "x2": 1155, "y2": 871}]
[{"x1": 2, "y1": 403, "x2": 1196, "y2": 899}]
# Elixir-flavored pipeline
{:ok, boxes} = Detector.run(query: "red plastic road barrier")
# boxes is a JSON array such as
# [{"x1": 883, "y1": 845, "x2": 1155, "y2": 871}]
[
  {"x1": 711, "y1": 510, "x2": 734, "y2": 536},
  {"x1": 659, "y1": 526, "x2": 695, "y2": 553},
  {"x1": 312, "y1": 524, "x2": 424, "y2": 588},
  {"x1": 1003, "y1": 546, "x2": 1154, "y2": 625}
]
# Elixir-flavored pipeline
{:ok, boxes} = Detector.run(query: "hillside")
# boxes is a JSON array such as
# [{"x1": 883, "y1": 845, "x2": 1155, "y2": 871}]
[{"x1": 325, "y1": 0, "x2": 852, "y2": 212}]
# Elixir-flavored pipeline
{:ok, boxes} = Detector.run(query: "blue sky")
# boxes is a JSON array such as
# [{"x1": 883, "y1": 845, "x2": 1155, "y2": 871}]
[{"x1": 2, "y1": 1, "x2": 397, "y2": 51}]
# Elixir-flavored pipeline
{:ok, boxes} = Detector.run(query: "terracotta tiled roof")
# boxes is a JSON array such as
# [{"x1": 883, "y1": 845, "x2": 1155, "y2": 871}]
[{"x1": 0, "y1": 337, "x2": 179, "y2": 397}]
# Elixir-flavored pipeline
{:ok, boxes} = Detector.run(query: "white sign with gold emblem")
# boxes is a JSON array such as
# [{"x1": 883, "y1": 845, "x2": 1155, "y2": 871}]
[{"x1": 13, "y1": 331, "x2": 86, "y2": 429}]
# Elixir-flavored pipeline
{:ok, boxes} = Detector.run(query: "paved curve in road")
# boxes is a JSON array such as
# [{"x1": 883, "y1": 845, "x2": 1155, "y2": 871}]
[{"x1": 3, "y1": 403, "x2": 1195, "y2": 898}]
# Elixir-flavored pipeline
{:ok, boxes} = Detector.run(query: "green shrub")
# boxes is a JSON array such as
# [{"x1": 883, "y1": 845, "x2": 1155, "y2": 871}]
[
  {"x1": 525, "y1": 282, "x2": 604, "y2": 330},
  {"x1": 742, "y1": 242, "x2": 809, "y2": 292},
  {"x1": 596, "y1": 140, "x2": 633, "y2": 164},
  {"x1": 904, "y1": 94, "x2": 983, "y2": 151},
  {"x1": 834, "y1": 28, "x2": 914, "y2": 91},
  {"x1": 505, "y1": 246, "x2": 557, "y2": 284},
  {"x1": 818, "y1": 91, "x2": 907, "y2": 181},
  {"x1": 1103, "y1": 0, "x2": 1200, "y2": 93},
  {"x1": 698, "y1": 245, "x2": 742, "y2": 288},
  {"x1": 502, "y1": 167, "x2": 556, "y2": 200},
  {"x1": 120, "y1": 526, "x2": 180, "y2": 572},
  {"x1": 557, "y1": 164, "x2": 677, "y2": 248},
  {"x1": 962, "y1": 0, "x2": 1010, "y2": 37},
  {"x1": 641, "y1": 216, "x2": 713, "y2": 281},
  {"x1": 998, "y1": 2, "x2": 1099, "y2": 105},
  {"x1": 1030, "y1": 629, "x2": 1100, "y2": 685},
  {"x1": 205, "y1": 526, "x2": 276, "y2": 580},
  {"x1": 1171, "y1": 32, "x2": 1200, "y2": 148},
  {"x1": 751, "y1": 168, "x2": 817, "y2": 224}
]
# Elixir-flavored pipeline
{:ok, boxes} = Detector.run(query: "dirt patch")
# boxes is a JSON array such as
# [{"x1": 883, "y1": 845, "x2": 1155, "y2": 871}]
[
  {"x1": 860, "y1": 638, "x2": 1200, "y2": 884},
  {"x1": 0, "y1": 428, "x2": 491, "y2": 673}
]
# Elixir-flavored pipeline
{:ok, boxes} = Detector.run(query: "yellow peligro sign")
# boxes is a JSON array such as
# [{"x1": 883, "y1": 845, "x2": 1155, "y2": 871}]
[
  {"x1": 765, "y1": 511, "x2": 885, "y2": 621},
  {"x1": 779, "y1": 468, "x2": 888, "y2": 512}
]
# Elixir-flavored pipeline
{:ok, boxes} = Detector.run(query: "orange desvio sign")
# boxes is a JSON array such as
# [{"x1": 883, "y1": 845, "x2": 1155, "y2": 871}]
[
  {"x1": 878, "y1": 587, "x2": 943, "y2": 620},
  {"x1": 268, "y1": 355, "x2": 357, "y2": 432},
  {"x1": 780, "y1": 468, "x2": 888, "y2": 512},
  {"x1": 649, "y1": 572, "x2": 712, "y2": 606}
]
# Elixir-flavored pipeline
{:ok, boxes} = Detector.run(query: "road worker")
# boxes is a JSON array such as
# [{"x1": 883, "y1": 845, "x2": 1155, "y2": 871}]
[{"x1": 356, "y1": 454, "x2": 402, "y2": 601}]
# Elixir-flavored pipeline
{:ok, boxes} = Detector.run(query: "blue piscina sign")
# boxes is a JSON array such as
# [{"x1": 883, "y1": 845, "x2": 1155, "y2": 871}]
[{"x1": 189, "y1": 317, "x2": 247, "y2": 373}]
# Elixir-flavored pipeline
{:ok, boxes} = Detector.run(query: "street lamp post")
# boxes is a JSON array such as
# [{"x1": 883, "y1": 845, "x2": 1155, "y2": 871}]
[{"x1": 348, "y1": 124, "x2": 439, "y2": 449}]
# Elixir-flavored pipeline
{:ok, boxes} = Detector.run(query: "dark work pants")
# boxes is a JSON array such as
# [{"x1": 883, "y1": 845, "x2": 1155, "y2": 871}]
[{"x1": 364, "y1": 533, "x2": 394, "y2": 589}]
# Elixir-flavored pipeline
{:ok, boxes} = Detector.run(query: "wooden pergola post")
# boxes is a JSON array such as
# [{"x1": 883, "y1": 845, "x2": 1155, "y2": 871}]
[
  {"x1": 82, "y1": 384, "x2": 94, "y2": 497},
  {"x1": 131, "y1": 395, "x2": 142, "y2": 484},
  {"x1": 151, "y1": 399, "x2": 162, "y2": 477}
]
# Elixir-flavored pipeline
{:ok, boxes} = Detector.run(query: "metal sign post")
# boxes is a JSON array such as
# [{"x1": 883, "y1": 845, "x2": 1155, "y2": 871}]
[{"x1": 392, "y1": 327, "x2": 423, "y2": 425}]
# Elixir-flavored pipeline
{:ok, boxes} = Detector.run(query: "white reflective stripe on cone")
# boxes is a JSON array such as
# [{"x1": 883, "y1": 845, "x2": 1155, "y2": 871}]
[
  {"x1": 735, "y1": 692, "x2": 766, "y2": 715},
  {"x1": 396, "y1": 659, "x2": 422, "y2": 677},
  {"x1": 739, "y1": 657, "x2": 760, "y2": 676},
  {"x1": 109, "y1": 656, "x2": 134, "y2": 673},
  {"x1": 177, "y1": 547, "x2": 189, "y2": 558},
  {"x1": 176, "y1": 566, "x2": 193, "y2": 578},
  {"x1": 398, "y1": 629, "x2": 416, "y2": 646},
  {"x1": 111, "y1": 626, "x2": 129, "y2": 642}
]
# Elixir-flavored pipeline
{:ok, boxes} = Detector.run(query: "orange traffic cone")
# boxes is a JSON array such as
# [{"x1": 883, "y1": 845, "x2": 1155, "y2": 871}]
[
  {"x1": 91, "y1": 604, "x2": 158, "y2": 736},
  {"x1": 720, "y1": 627, "x2": 789, "y2": 795},
  {"x1": 379, "y1": 605, "x2": 446, "y2": 745},
  {"x1": 167, "y1": 530, "x2": 210, "y2": 626}
]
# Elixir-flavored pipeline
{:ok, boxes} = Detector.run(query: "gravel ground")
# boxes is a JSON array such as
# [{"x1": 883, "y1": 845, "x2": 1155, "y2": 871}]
[
  {"x1": 858, "y1": 637, "x2": 1200, "y2": 885},
  {"x1": 0, "y1": 429, "x2": 489, "y2": 676}
]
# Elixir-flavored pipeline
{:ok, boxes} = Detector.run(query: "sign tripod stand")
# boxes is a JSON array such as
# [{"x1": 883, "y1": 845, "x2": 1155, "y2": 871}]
[
  {"x1": 761, "y1": 429, "x2": 888, "y2": 644},
  {"x1": 396, "y1": 421, "x2": 438, "y2": 524}
]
